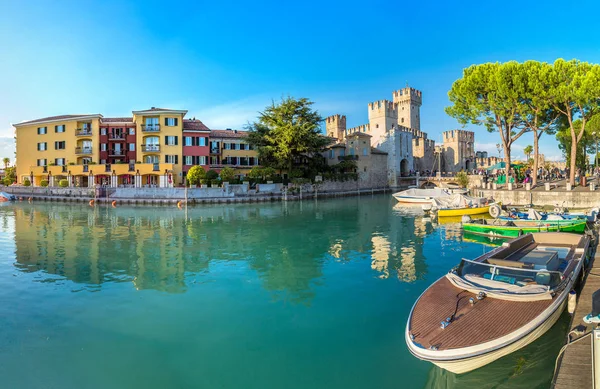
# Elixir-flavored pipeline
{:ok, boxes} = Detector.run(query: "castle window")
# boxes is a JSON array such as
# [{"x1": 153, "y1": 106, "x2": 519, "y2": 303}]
[
  {"x1": 401, "y1": 118, "x2": 404, "y2": 123},
  {"x1": 364, "y1": 166, "x2": 367, "y2": 172},
  {"x1": 376, "y1": 124, "x2": 379, "y2": 128},
  {"x1": 363, "y1": 148, "x2": 368, "y2": 156}
]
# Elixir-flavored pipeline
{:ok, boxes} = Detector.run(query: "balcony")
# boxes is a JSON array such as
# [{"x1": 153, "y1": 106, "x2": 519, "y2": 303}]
[
  {"x1": 76, "y1": 128, "x2": 93, "y2": 137},
  {"x1": 109, "y1": 134, "x2": 125, "y2": 141},
  {"x1": 75, "y1": 146, "x2": 93, "y2": 155},
  {"x1": 109, "y1": 149, "x2": 124, "y2": 157},
  {"x1": 141, "y1": 124, "x2": 160, "y2": 132},
  {"x1": 210, "y1": 147, "x2": 221, "y2": 154},
  {"x1": 338, "y1": 155, "x2": 359, "y2": 161},
  {"x1": 142, "y1": 144, "x2": 160, "y2": 152}
]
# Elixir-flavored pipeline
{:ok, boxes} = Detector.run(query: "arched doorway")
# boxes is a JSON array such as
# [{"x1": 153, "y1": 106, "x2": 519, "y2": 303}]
[
  {"x1": 465, "y1": 159, "x2": 472, "y2": 171},
  {"x1": 400, "y1": 159, "x2": 409, "y2": 177}
]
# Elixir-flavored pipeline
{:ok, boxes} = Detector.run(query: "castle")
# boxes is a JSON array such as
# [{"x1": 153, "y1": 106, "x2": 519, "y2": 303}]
[{"x1": 326, "y1": 86, "x2": 476, "y2": 186}]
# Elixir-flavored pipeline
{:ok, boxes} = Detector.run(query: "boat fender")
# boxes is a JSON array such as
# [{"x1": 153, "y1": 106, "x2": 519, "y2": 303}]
[
  {"x1": 489, "y1": 204, "x2": 501, "y2": 218},
  {"x1": 89, "y1": 199, "x2": 95, "y2": 207},
  {"x1": 18, "y1": 197, "x2": 22, "y2": 201},
  {"x1": 461, "y1": 215, "x2": 471, "y2": 223},
  {"x1": 111, "y1": 200, "x2": 117, "y2": 208},
  {"x1": 28, "y1": 197, "x2": 32, "y2": 202},
  {"x1": 177, "y1": 201, "x2": 182, "y2": 209},
  {"x1": 568, "y1": 290, "x2": 577, "y2": 314}
]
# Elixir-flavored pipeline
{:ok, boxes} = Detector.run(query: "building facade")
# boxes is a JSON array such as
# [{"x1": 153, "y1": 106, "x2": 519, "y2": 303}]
[{"x1": 14, "y1": 108, "x2": 260, "y2": 188}]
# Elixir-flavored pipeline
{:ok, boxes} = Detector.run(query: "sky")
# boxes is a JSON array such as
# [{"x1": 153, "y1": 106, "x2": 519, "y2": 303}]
[{"x1": 2, "y1": 0, "x2": 600, "y2": 164}]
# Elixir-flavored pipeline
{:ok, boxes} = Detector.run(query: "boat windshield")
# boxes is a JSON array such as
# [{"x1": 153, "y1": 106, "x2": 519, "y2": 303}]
[{"x1": 456, "y1": 259, "x2": 562, "y2": 289}]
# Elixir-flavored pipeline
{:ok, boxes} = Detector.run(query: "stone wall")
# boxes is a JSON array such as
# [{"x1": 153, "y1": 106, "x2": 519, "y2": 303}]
[
  {"x1": 4, "y1": 186, "x2": 95, "y2": 197},
  {"x1": 476, "y1": 188, "x2": 600, "y2": 209}
]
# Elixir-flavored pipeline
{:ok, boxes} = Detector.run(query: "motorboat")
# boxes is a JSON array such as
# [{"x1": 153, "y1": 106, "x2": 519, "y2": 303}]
[
  {"x1": 431, "y1": 194, "x2": 496, "y2": 217},
  {"x1": 392, "y1": 188, "x2": 454, "y2": 204},
  {"x1": 463, "y1": 218, "x2": 588, "y2": 237},
  {"x1": 406, "y1": 232, "x2": 590, "y2": 374},
  {"x1": 0, "y1": 192, "x2": 16, "y2": 202},
  {"x1": 502, "y1": 208, "x2": 597, "y2": 223}
]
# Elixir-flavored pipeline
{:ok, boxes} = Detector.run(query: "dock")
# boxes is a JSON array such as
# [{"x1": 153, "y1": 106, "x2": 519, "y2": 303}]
[{"x1": 553, "y1": 236, "x2": 600, "y2": 389}]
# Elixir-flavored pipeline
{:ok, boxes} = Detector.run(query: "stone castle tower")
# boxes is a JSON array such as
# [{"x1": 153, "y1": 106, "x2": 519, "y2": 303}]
[
  {"x1": 440, "y1": 130, "x2": 475, "y2": 172},
  {"x1": 367, "y1": 100, "x2": 398, "y2": 145},
  {"x1": 393, "y1": 87, "x2": 422, "y2": 131},
  {"x1": 325, "y1": 114, "x2": 347, "y2": 141}
]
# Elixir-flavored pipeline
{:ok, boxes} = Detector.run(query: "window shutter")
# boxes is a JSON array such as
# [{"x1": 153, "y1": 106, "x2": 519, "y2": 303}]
[
  {"x1": 165, "y1": 135, "x2": 168, "y2": 145},
  {"x1": 175, "y1": 136, "x2": 178, "y2": 145},
  {"x1": 174, "y1": 118, "x2": 178, "y2": 126},
  {"x1": 165, "y1": 118, "x2": 168, "y2": 126},
  {"x1": 37, "y1": 143, "x2": 40, "y2": 151},
  {"x1": 175, "y1": 155, "x2": 178, "y2": 164},
  {"x1": 54, "y1": 125, "x2": 57, "y2": 133}
]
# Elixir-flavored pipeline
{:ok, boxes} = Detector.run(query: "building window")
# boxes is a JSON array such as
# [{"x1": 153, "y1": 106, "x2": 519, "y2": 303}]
[
  {"x1": 199, "y1": 137, "x2": 206, "y2": 146},
  {"x1": 184, "y1": 156, "x2": 192, "y2": 165},
  {"x1": 165, "y1": 155, "x2": 179, "y2": 164},
  {"x1": 235, "y1": 143, "x2": 240, "y2": 150},
  {"x1": 54, "y1": 141, "x2": 66, "y2": 150},
  {"x1": 101, "y1": 159, "x2": 106, "y2": 164},
  {"x1": 101, "y1": 143, "x2": 107, "y2": 151},
  {"x1": 375, "y1": 124, "x2": 379, "y2": 128},
  {"x1": 55, "y1": 125, "x2": 65, "y2": 133},
  {"x1": 224, "y1": 143, "x2": 231, "y2": 150},
  {"x1": 145, "y1": 155, "x2": 159, "y2": 163},
  {"x1": 165, "y1": 136, "x2": 178, "y2": 146},
  {"x1": 350, "y1": 148, "x2": 355, "y2": 156},
  {"x1": 55, "y1": 158, "x2": 65, "y2": 166},
  {"x1": 248, "y1": 144, "x2": 254, "y2": 150},
  {"x1": 240, "y1": 143, "x2": 247, "y2": 150},
  {"x1": 184, "y1": 136, "x2": 192, "y2": 146},
  {"x1": 129, "y1": 143, "x2": 135, "y2": 151},
  {"x1": 101, "y1": 128, "x2": 107, "y2": 135},
  {"x1": 37, "y1": 159, "x2": 47, "y2": 166},
  {"x1": 37, "y1": 127, "x2": 47, "y2": 135},
  {"x1": 363, "y1": 147, "x2": 368, "y2": 156},
  {"x1": 340, "y1": 149, "x2": 345, "y2": 157},
  {"x1": 37, "y1": 142, "x2": 47, "y2": 151},
  {"x1": 329, "y1": 149, "x2": 334, "y2": 159},
  {"x1": 165, "y1": 117, "x2": 178, "y2": 126},
  {"x1": 129, "y1": 128, "x2": 135, "y2": 135},
  {"x1": 401, "y1": 118, "x2": 404, "y2": 123}
]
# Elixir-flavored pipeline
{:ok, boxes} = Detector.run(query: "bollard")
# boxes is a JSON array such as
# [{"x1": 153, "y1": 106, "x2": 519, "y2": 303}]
[
  {"x1": 545, "y1": 182, "x2": 550, "y2": 191},
  {"x1": 591, "y1": 183, "x2": 596, "y2": 191},
  {"x1": 525, "y1": 183, "x2": 531, "y2": 191},
  {"x1": 508, "y1": 183, "x2": 513, "y2": 191},
  {"x1": 492, "y1": 183, "x2": 497, "y2": 190},
  {"x1": 566, "y1": 183, "x2": 572, "y2": 191}
]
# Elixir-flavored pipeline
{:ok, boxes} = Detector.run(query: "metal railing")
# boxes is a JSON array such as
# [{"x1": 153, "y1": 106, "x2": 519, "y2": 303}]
[
  {"x1": 141, "y1": 124, "x2": 160, "y2": 132},
  {"x1": 75, "y1": 147, "x2": 93, "y2": 154},
  {"x1": 76, "y1": 129, "x2": 93, "y2": 136},
  {"x1": 142, "y1": 144, "x2": 160, "y2": 152},
  {"x1": 109, "y1": 150, "x2": 124, "y2": 156},
  {"x1": 210, "y1": 148, "x2": 221, "y2": 154}
]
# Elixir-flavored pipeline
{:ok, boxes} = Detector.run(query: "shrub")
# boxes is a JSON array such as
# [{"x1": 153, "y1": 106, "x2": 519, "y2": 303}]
[
  {"x1": 220, "y1": 167, "x2": 235, "y2": 182},
  {"x1": 41, "y1": 180, "x2": 49, "y2": 187},
  {"x1": 206, "y1": 170, "x2": 219, "y2": 180},
  {"x1": 23, "y1": 179, "x2": 31, "y2": 187},
  {"x1": 456, "y1": 171, "x2": 469, "y2": 188},
  {"x1": 186, "y1": 166, "x2": 206, "y2": 186},
  {"x1": 59, "y1": 179, "x2": 69, "y2": 188},
  {"x1": 3, "y1": 177, "x2": 12, "y2": 186}
]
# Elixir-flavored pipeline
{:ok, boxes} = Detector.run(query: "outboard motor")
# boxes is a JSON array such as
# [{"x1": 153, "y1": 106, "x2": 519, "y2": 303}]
[{"x1": 584, "y1": 289, "x2": 600, "y2": 324}]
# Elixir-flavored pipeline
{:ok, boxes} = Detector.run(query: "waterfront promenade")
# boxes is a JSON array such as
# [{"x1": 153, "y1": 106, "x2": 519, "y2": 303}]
[{"x1": 554, "y1": 236, "x2": 600, "y2": 389}]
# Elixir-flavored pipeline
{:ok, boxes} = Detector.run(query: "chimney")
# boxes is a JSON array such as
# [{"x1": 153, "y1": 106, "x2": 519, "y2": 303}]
[{"x1": 226, "y1": 128, "x2": 232, "y2": 131}]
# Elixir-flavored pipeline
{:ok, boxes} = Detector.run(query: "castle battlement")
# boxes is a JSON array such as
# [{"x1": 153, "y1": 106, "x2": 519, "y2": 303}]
[
  {"x1": 443, "y1": 129, "x2": 474, "y2": 142},
  {"x1": 368, "y1": 100, "x2": 397, "y2": 118},
  {"x1": 393, "y1": 87, "x2": 423, "y2": 106},
  {"x1": 326, "y1": 114, "x2": 346, "y2": 125},
  {"x1": 411, "y1": 129, "x2": 428, "y2": 139},
  {"x1": 347, "y1": 123, "x2": 370, "y2": 135}
]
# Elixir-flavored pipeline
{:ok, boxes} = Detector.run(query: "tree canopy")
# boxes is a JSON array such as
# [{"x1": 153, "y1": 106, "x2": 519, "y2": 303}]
[
  {"x1": 246, "y1": 97, "x2": 330, "y2": 173},
  {"x1": 186, "y1": 166, "x2": 205, "y2": 186}
]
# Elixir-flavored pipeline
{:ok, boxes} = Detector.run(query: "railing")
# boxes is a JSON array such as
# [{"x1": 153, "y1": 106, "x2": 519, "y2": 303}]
[
  {"x1": 62, "y1": 165, "x2": 67, "y2": 173},
  {"x1": 76, "y1": 129, "x2": 93, "y2": 136},
  {"x1": 338, "y1": 155, "x2": 359, "y2": 161},
  {"x1": 105, "y1": 164, "x2": 111, "y2": 173},
  {"x1": 210, "y1": 148, "x2": 220, "y2": 154},
  {"x1": 109, "y1": 134, "x2": 125, "y2": 140},
  {"x1": 75, "y1": 147, "x2": 93, "y2": 154},
  {"x1": 109, "y1": 150, "x2": 124, "y2": 156},
  {"x1": 129, "y1": 163, "x2": 135, "y2": 172},
  {"x1": 83, "y1": 165, "x2": 89, "y2": 173},
  {"x1": 141, "y1": 124, "x2": 160, "y2": 132},
  {"x1": 142, "y1": 144, "x2": 160, "y2": 152}
]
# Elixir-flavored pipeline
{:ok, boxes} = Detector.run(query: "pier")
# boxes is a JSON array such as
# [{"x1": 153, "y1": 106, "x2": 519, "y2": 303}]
[{"x1": 553, "y1": 236, "x2": 600, "y2": 389}]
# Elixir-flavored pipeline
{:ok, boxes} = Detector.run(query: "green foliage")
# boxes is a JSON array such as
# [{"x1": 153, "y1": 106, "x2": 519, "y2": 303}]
[
  {"x1": 2, "y1": 157, "x2": 9, "y2": 168},
  {"x1": 3, "y1": 177, "x2": 12, "y2": 186},
  {"x1": 23, "y1": 179, "x2": 31, "y2": 187},
  {"x1": 245, "y1": 97, "x2": 330, "y2": 172},
  {"x1": 68, "y1": 162, "x2": 75, "y2": 165},
  {"x1": 41, "y1": 180, "x2": 49, "y2": 187},
  {"x1": 523, "y1": 145, "x2": 533, "y2": 160},
  {"x1": 58, "y1": 179, "x2": 68, "y2": 188},
  {"x1": 206, "y1": 170, "x2": 219, "y2": 180},
  {"x1": 456, "y1": 171, "x2": 469, "y2": 188},
  {"x1": 4, "y1": 166, "x2": 15, "y2": 183},
  {"x1": 219, "y1": 167, "x2": 235, "y2": 182},
  {"x1": 247, "y1": 166, "x2": 277, "y2": 183},
  {"x1": 186, "y1": 166, "x2": 206, "y2": 186}
]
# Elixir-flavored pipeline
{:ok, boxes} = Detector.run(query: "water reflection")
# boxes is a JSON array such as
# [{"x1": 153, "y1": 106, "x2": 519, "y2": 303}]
[{"x1": 7, "y1": 196, "x2": 438, "y2": 299}]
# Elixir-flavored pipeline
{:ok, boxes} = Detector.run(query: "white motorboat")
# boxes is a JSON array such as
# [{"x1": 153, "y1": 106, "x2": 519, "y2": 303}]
[
  {"x1": 405, "y1": 232, "x2": 590, "y2": 374},
  {"x1": 392, "y1": 188, "x2": 454, "y2": 204}
]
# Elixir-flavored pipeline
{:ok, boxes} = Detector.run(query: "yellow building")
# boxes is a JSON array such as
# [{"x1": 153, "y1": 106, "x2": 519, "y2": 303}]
[
  {"x1": 209, "y1": 129, "x2": 259, "y2": 177},
  {"x1": 14, "y1": 108, "x2": 182, "y2": 187}
]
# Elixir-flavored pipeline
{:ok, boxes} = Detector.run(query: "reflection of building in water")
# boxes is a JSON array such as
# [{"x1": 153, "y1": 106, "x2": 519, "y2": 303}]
[
  {"x1": 443, "y1": 224, "x2": 463, "y2": 241},
  {"x1": 397, "y1": 246, "x2": 416, "y2": 282},
  {"x1": 328, "y1": 240, "x2": 344, "y2": 259},
  {"x1": 371, "y1": 235, "x2": 393, "y2": 279}
]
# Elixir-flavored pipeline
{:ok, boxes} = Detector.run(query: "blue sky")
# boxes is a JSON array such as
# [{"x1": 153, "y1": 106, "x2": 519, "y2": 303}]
[{"x1": 2, "y1": 0, "x2": 600, "y2": 163}]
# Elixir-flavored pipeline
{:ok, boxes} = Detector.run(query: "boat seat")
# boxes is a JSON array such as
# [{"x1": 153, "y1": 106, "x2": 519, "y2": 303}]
[{"x1": 486, "y1": 258, "x2": 534, "y2": 269}]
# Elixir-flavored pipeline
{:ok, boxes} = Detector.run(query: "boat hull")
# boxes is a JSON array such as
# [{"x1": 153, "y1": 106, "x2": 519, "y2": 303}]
[
  {"x1": 392, "y1": 195, "x2": 435, "y2": 204},
  {"x1": 463, "y1": 220, "x2": 587, "y2": 237},
  {"x1": 437, "y1": 206, "x2": 490, "y2": 217}
]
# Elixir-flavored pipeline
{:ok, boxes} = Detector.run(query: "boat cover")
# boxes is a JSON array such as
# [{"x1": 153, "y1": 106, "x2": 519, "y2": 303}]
[
  {"x1": 446, "y1": 273, "x2": 552, "y2": 301},
  {"x1": 432, "y1": 194, "x2": 487, "y2": 209},
  {"x1": 395, "y1": 188, "x2": 452, "y2": 198},
  {"x1": 527, "y1": 209, "x2": 543, "y2": 220}
]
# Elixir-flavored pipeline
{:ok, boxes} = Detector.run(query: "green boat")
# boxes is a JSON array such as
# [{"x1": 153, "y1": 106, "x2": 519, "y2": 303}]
[{"x1": 463, "y1": 219, "x2": 588, "y2": 237}]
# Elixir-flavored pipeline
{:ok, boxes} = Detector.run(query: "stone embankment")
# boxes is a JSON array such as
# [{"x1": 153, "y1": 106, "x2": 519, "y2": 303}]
[{"x1": 3, "y1": 181, "x2": 395, "y2": 205}]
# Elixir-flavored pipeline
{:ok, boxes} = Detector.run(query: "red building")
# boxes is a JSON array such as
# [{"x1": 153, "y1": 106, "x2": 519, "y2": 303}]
[
  {"x1": 182, "y1": 119, "x2": 211, "y2": 175},
  {"x1": 99, "y1": 117, "x2": 137, "y2": 164}
]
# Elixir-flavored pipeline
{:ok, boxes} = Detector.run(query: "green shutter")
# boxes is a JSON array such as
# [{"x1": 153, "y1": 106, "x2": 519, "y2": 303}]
[{"x1": 175, "y1": 136, "x2": 178, "y2": 145}]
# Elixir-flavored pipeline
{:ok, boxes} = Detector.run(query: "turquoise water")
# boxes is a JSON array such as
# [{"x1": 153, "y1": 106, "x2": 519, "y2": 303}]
[{"x1": 0, "y1": 196, "x2": 567, "y2": 388}]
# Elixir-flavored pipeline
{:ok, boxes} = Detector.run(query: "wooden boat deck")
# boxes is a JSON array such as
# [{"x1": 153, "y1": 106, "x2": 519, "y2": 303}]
[
  {"x1": 409, "y1": 277, "x2": 552, "y2": 350},
  {"x1": 553, "y1": 239, "x2": 600, "y2": 389}
]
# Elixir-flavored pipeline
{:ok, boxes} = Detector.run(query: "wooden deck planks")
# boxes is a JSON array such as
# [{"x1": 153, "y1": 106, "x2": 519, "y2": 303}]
[{"x1": 554, "y1": 238, "x2": 600, "y2": 389}]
